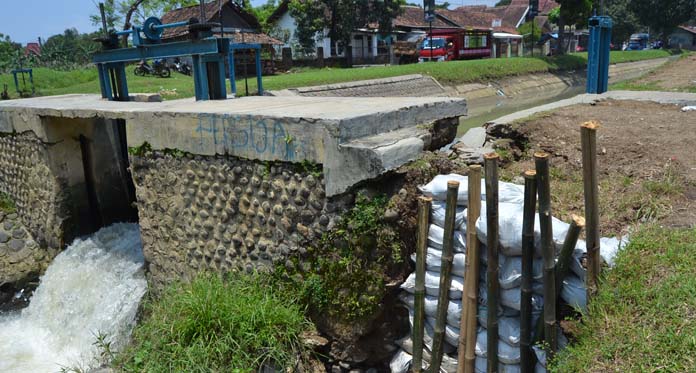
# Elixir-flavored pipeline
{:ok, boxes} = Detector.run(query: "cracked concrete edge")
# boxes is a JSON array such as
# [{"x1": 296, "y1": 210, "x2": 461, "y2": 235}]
[{"x1": 486, "y1": 90, "x2": 696, "y2": 127}]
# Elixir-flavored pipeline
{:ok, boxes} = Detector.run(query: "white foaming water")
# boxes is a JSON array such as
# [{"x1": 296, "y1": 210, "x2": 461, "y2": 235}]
[{"x1": 0, "y1": 223, "x2": 147, "y2": 372}]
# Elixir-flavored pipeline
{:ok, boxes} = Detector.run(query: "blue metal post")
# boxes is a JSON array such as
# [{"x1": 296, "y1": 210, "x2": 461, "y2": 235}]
[
  {"x1": 587, "y1": 16, "x2": 613, "y2": 94},
  {"x1": 115, "y1": 63, "x2": 129, "y2": 100},
  {"x1": 97, "y1": 64, "x2": 108, "y2": 98},
  {"x1": 255, "y1": 48, "x2": 263, "y2": 95},
  {"x1": 12, "y1": 72, "x2": 19, "y2": 95}
]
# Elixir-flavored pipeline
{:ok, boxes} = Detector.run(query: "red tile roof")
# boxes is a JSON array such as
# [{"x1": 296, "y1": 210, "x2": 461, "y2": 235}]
[
  {"x1": 393, "y1": 6, "x2": 459, "y2": 29},
  {"x1": 24, "y1": 42, "x2": 41, "y2": 56},
  {"x1": 511, "y1": 0, "x2": 559, "y2": 14},
  {"x1": 161, "y1": 0, "x2": 259, "y2": 40},
  {"x1": 678, "y1": 25, "x2": 696, "y2": 35},
  {"x1": 439, "y1": 8, "x2": 520, "y2": 34}
]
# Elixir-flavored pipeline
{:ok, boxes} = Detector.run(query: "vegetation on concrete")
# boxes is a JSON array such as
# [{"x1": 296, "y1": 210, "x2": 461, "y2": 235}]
[
  {"x1": 275, "y1": 193, "x2": 403, "y2": 321},
  {"x1": 116, "y1": 272, "x2": 311, "y2": 372},
  {"x1": 0, "y1": 50, "x2": 675, "y2": 100},
  {"x1": 0, "y1": 192, "x2": 16, "y2": 214},
  {"x1": 551, "y1": 226, "x2": 696, "y2": 372}
]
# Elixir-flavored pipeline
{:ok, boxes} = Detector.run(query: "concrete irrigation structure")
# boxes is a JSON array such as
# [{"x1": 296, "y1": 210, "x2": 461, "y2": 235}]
[{"x1": 0, "y1": 94, "x2": 466, "y2": 287}]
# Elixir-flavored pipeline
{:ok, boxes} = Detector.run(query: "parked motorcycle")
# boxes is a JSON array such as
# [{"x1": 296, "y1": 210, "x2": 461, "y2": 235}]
[
  {"x1": 134, "y1": 59, "x2": 171, "y2": 78},
  {"x1": 171, "y1": 57, "x2": 192, "y2": 76}
]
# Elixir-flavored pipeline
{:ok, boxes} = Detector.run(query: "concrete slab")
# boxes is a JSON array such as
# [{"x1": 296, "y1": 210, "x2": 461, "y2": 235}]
[
  {"x1": 0, "y1": 94, "x2": 466, "y2": 196},
  {"x1": 458, "y1": 127, "x2": 487, "y2": 148}
]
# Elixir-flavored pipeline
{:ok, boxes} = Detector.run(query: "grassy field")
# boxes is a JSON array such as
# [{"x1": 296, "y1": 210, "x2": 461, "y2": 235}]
[
  {"x1": 0, "y1": 50, "x2": 674, "y2": 100},
  {"x1": 552, "y1": 226, "x2": 696, "y2": 372}
]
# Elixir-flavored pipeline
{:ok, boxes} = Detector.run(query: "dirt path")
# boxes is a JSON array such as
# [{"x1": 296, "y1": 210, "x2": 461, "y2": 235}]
[
  {"x1": 494, "y1": 99, "x2": 696, "y2": 236},
  {"x1": 638, "y1": 54, "x2": 696, "y2": 91}
]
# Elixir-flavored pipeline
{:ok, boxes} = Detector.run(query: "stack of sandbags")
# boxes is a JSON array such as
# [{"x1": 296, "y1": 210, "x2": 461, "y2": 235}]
[{"x1": 391, "y1": 173, "x2": 628, "y2": 373}]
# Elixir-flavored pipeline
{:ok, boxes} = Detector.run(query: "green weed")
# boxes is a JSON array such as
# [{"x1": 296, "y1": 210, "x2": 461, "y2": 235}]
[
  {"x1": 0, "y1": 193, "x2": 16, "y2": 214},
  {"x1": 116, "y1": 272, "x2": 311, "y2": 372},
  {"x1": 551, "y1": 226, "x2": 696, "y2": 372}
]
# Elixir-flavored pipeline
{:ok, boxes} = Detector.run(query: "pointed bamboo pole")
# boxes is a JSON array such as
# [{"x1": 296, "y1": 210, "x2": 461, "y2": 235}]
[
  {"x1": 414, "y1": 196, "x2": 432, "y2": 373},
  {"x1": 535, "y1": 152, "x2": 557, "y2": 359},
  {"x1": 534, "y1": 214, "x2": 585, "y2": 342},
  {"x1": 581, "y1": 121, "x2": 601, "y2": 302},
  {"x1": 484, "y1": 153, "x2": 500, "y2": 373},
  {"x1": 520, "y1": 170, "x2": 537, "y2": 373},
  {"x1": 429, "y1": 181, "x2": 460, "y2": 373},
  {"x1": 458, "y1": 165, "x2": 482, "y2": 373},
  {"x1": 555, "y1": 215, "x2": 585, "y2": 296}
]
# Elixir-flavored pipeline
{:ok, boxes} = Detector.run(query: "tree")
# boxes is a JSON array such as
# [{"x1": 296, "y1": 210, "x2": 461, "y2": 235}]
[
  {"x1": 518, "y1": 21, "x2": 541, "y2": 55},
  {"x1": 434, "y1": 1, "x2": 450, "y2": 9},
  {"x1": 495, "y1": 0, "x2": 511, "y2": 6},
  {"x1": 549, "y1": 1, "x2": 593, "y2": 54},
  {"x1": 632, "y1": 0, "x2": 696, "y2": 44},
  {"x1": 289, "y1": 0, "x2": 404, "y2": 66},
  {"x1": 603, "y1": 0, "x2": 641, "y2": 45},
  {"x1": 0, "y1": 33, "x2": 22, "y2": 72}
]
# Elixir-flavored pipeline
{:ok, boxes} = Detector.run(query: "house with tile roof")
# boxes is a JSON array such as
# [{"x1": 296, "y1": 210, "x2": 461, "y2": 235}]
[
  {"x1": 669, "y1": 25, "x2": 696, "y2": 50},
  {"x1": 161, "y1": 0, "x2": 282, "y2": 46}
]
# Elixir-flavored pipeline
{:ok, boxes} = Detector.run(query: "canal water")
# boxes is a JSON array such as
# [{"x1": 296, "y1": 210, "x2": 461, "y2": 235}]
[
  {"x1": 457, "y1": 85, "x2": 586, "y2": 136},
  {"x1": 0, "y1": 223, "x2": 147, "y2": 373}
]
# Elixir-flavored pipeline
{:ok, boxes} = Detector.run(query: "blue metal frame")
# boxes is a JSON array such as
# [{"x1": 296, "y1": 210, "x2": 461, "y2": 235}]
[
  {"x1": 11, "y1": 68, "x2": 34, "y2": 95},
  {"x1": 228, "y1": 43, "x2": 263, "y2": 96},
  {"x1": 587, "y1": 16, "x2": 613, "y2": 94}
]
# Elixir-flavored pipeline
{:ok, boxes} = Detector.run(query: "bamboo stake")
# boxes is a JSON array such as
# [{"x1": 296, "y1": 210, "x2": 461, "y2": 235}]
[
  {"x1": 458, "y1": 165, "x2": 482, "y2": 373},
  {"x1": 484, "y1": 153, "x2": 500, "y2": 373},
  {"x1": 535, "y1": 152, "x2": 557, "y2": 358},
  {"x1": 534, "y1": 214, "x2": 585, "y2": 343},
  {"x1": 581, "y1": 121, "x2": 601, "y2": 301},
  {"x1": 555, "y1": 215, "x2": 585, "y2": 296},
  {"x1": 520, "y1": 170, "x2": 537, "y2": 373},
  {"x1": 429, "y1": 181, "x2": 460, "y2": 373},
  {"x1": 414, "y1": 196, "x2": 432, "y2": 373}
]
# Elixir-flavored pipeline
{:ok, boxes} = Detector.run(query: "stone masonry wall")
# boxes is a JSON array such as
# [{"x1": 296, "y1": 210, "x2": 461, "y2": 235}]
[
  {"x1": 0, "y1": 132, "x2": 66, "y2": 251},
  {"x1": 130, "y1": 152, "x2": 341, "y2": 290}
]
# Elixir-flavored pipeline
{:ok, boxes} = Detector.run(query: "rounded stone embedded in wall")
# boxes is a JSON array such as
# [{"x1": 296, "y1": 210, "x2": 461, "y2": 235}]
[
  {"x1": 294, "y1": 196, "x2": 306, "y2": 207},
  {"x1": 305, "y1": 175, "x2": 317, "y2": 187},
  {"x1": 319, "y1": 215, "x2": 330, "y2": 226}
]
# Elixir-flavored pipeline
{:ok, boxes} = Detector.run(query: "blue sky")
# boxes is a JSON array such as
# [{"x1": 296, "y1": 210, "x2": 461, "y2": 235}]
[{"x1": 0, "y1": 0, "x2": 499, "y2": 44}]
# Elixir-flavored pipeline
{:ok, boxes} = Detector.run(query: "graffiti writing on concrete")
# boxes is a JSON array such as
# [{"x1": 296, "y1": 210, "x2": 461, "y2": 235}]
[{"x1": 195, "y1": 114, "x2": 308, "y2": 161}]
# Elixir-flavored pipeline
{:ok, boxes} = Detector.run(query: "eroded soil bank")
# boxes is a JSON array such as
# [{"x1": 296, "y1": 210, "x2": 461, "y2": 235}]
[{"x1": 488, "y1": 99, "x2": 696, "y2": 236}]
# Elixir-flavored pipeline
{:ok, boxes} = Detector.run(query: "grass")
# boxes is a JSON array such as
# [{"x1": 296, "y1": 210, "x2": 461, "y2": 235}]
[
  {"x1": 0, "y1": 192, "x2": 16, "y2": 214},
  {"x1": 551, "y1": 226, "x2": 696, "y2": 372},
  {"x1": 0, "y1": 50, "x2": 674, "y2": 100},
  {"x1": 610, "y1": 51, "x2": 695, "y2": 93},
  {"x1": 115, "y1": 272, "x2": 312, "y2": 373}
]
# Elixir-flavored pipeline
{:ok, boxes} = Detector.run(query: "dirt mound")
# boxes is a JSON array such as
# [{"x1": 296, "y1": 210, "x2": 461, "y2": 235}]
[
  {"x1": 640, "y1": 54, "x2": 696, "y2": 91},
  {"x1": 493, "y1": 99, "x2": 696, "y2": 235}
]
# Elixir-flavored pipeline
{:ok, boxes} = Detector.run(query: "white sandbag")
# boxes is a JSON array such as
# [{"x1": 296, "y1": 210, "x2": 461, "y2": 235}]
[
  {"x1": 561, "y1": 275, "x2": 587, "y2": 311},
  {"x1": 533, "y1": 332, "x2": 569, "y2": 368},
  {"x1": 397, "y1": 336, "x2": 458, "y2": 373},
  {"x1": 423, "y1": 247, "x2": 467, "y2": 277},
  {"x1": 535, "y1": 363, "x2": 546, "y2": 373},
  {"x1": 501, "y1": 287, "x2": 539, "y2": 311},
  {"x1": 431, "y1": 200, "x2": 467, "y2": 229},
  {"x1": 389, "y1": 349, "x2": 412, "y2": 373},
  {"x1": 499, "y1": 256, "x2": 544, "y2": 289},
  {"x1": 476, "y1": 203, "x2": 571, "y2": 257},
  {"x1": 428, "y1": 224, "x2": 467, "y2": 253},
  {"x1": 532, "y1": 280, "x2": 544, "y2": 295},
  {"x1": 407, "y1": 309, "x2": 456, "y2": 354},
  {"x1": 426, "y1": 316, "x2": 460, "y2": 348},
  {"x1": 571, "y1": 236, "x2": 629, "y2": 278},
  {"x1": 475, "y1": 328, "x2": 521, "y2": 365},
  {"x1": 401, "y1": 271, "x2": 465, "y2": 299},
  {"x1": 475, "y1": 357, "x2": 522, "y2": 373},
  {"x1": 419, "y1": 174, "x2": 525, "y2": 206},
  {"x1": 399, "y1": 293, "x2": 462, "y2": 328}
]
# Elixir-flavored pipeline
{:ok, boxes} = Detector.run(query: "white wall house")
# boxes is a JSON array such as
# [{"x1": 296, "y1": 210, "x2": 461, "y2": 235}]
[{"x1": 268, "y1": 1, "x2": 381, "y2": 60}]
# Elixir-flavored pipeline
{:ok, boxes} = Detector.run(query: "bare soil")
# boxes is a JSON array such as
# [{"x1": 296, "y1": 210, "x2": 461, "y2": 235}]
[
  {"x1": 639, "y1": 54, "x2": 696, "y2": 91},
  {"x1": 496, "y1": 99, "x2": 696, "y2": 236}
]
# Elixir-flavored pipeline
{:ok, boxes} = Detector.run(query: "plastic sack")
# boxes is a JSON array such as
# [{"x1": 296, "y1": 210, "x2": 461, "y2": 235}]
[
  {"x1": 428, "y1": 224, "x2": 467, "y2": 254},
  {"x1": 479, "y1": 281, "x2": 543, "y2": 312},
  {"x1": 475, "y1": 357, "x2": 522, "y2": 373},
  {"x1": 396, "y1": 337, "x2": 458, "y2": 373},
  {"x1": 419, "y1": 174, "x2": 525, "y2": 206},
  {"x1": 561, "y1": 275, "x2": 587, "y2": 311},
  {"x1": 532, "y1": 332, "x2": 569, "y2": 368},
  {"x1": 474, "y1": 328, "x2": 521, "y2": 364},
  {"x1": 571, "y1": 236, "x2": 629, "y2": 278},
  {"x1": 499, "y1": 256, "x2": 544, "y2": 289},
  {"x1": 401, "y1": 271, "x2": 465, "y2": 299},
  {"x1": 426, "y1": 316, "x2": 460, "y2": 348},
  {"x1": 399, "y1": 293, "x2": 462, "y2": 328},
  {"x1": 431, "y1": 200, "x2": 467, "y2": 229},
  {"x1": 389, "y1": 349, "x2": 412, "y2": 373},
  {"x1": 413, "y1": 247, "x2": 467, "y2": 277},
  {"x1": 476, "y1": 203, "x2": 572, "y2": 257},
  {"x1": 407, "y1": 309, "x2": 456, "y2": 354}
]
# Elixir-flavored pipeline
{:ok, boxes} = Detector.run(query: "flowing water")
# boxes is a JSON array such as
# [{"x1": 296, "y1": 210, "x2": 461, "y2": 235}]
[{"x1": 0, "y1": 223, "x2": 147, "y2": 373}]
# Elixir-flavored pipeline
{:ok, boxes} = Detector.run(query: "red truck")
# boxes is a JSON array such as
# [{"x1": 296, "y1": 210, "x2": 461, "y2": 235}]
[{"x1": 418, "y1": 29, "x2": 493, "y2": 62}]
